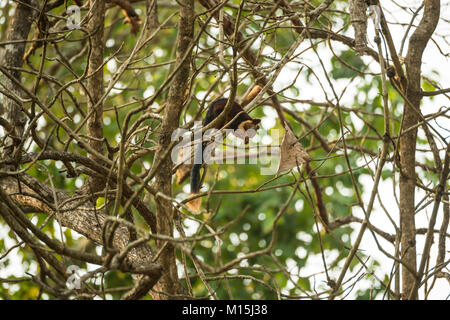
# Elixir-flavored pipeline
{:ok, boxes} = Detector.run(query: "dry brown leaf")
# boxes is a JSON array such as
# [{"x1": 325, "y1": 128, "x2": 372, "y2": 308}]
[{"x1": 277, "y1": 125, "x2": 311, "y2": 174}]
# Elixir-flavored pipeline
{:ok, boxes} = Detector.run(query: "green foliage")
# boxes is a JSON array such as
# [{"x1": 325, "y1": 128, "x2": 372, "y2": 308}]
[
  {"x1": 330, "y1": 50, "x2": 366, "y2": 79},
  {"x1": 2, "y1": 0, "x2": 439, "y2": 300}
]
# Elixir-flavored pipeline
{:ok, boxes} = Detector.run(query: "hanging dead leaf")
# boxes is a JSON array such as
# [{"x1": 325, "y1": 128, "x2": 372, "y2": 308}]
[{"x1": 277, "y1": 126, "x2": 311, "y2": 174}]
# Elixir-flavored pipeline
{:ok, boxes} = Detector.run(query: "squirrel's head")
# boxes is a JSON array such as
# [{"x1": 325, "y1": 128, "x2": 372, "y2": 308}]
[{"x1": 236, "y1": 118, "x2": 261, "y2": 143}]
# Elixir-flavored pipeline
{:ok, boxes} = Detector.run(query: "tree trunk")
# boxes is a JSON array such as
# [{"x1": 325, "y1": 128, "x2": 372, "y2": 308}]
[
  {"x1": 401, "y1": 0, "x2": 440, "y2": 300},
  {"x1": 0, "y1": 0, "x2": 37, "y2": 168},
  {"x1": 85, "y1": 0, "x2": 105, "y2": 194},
  {"x1": 151, "y1": 0, "x2": 194, "y2": 299}
]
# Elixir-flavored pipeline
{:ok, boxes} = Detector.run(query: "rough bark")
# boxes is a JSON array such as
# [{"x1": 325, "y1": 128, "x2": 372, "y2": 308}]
[
  {"x1": 0, "y1": 174, "x2": 162, "y2": 283},
  {"x1": 146, "y1": 0, "x2": 159, "y2": 36},
  {"x1": 349, "y1": 0, "x2": 368, "y2": 56},
  {"x1": 400, "y1": 0, "x2": 440, "y2": 300},
  {"x1": 151, "y1": 0, "x2": 194, "y2": 299},
  {"x1": 86, "y1": 0, "x2": 106, "y2": 193},
  {"x1": 0, "y1": 0, "x2": 37, "y2": 168}
]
